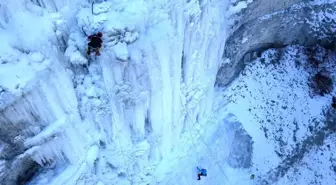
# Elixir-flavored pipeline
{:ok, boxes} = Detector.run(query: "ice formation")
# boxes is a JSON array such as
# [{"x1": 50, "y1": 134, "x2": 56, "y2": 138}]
[{"x1": 1, "y1": 0, "x2": 229, "y2": 184}]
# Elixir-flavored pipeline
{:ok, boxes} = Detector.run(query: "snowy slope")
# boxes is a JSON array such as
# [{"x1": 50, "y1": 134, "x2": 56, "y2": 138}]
[{"x1": 221, "y1": 45, "x2": 336, "y2": 185}]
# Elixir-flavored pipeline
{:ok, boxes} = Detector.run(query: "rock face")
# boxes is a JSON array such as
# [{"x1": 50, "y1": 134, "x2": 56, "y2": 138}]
[
  {"x1": 0, "y1": 156, "x2": 39, "y2": 185},
  {"x1": 216, "y1": 0, "x2": 336, "y2": 87},
  {"x1": 225, "y1": 118, "x2": 253, "y2": 169},
  {"x1": 258, "y1": 106, "x2": 336, "y2": 185}
]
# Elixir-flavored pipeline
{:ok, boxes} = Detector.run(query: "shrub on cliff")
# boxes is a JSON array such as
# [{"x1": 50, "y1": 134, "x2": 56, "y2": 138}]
[{"x1": 309, "y1": 71, "x2": 333, "y2": 96}]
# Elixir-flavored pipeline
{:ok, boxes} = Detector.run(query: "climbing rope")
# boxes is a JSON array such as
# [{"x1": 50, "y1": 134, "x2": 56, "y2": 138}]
[
  {"x1": 111, "y1": 121, "x2": 129, "y2": 172},
  {"x1": 183, "y1": 110, "x2": 209, "y2": 185},
  {"x1": 111, "y1": 120, "x2": 150, "y2": 185},
  {"x1": 181, "y1": 102, "x2": 233, "y2": 185},
  {"x1": 183, "y1": 106, "x2": 201, "y2": 161},
  {"x1": 98, "y1": 54, "x2": 149, "y2": 184}
]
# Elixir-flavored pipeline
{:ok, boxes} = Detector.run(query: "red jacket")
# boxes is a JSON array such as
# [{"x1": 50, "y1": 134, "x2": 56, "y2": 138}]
[{"x1": 88, "y1": 34, "x2": 102, "y2": 48}]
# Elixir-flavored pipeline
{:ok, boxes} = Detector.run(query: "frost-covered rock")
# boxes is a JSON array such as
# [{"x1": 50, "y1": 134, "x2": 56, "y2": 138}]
[
  {"x1": 124, "y1": 31, "x2": 139, "y2": 44},
  {"x1": 29, "y1": 52, "x2": 44, "y2": 63},
  {"x1": 105, "y1": 27, "x2": 139, "y2": 47},
  {"x1": 307, "y1": 5, "x2": 336, "y2": 40},
  {"x1": 64, "y1": 31, "x2": 88, "y2": 65},
  {"x1": 114, "y1": 83, "x2": 136, "y2": 107},
  {"x1": 227, "y1": 1, "x2": 250, "y2": 16},
  {"x1": 113, "y1": 42, "x2": 129, "y2": 61},
  {"x1": 93, "y1": 1, "x2": 113, "y2": 15},
  {"x1": 185, "y1": 0, "x2": 202, "y2": 20},
  {"x1": 65, "y1": 45, "x2": 87, "y2": 65},
  {"x1": 226, "y1": 120, "x2": 253, "y2": 168},
  {"x1": 216, "y1": 0, "x2": 336, "y2": 87}
]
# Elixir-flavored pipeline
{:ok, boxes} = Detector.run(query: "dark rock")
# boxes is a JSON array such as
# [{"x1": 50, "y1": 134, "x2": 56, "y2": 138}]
[
  {"x1": 216, "y1": 0, "x2": 336, "y2": 87},
  {"x1": 226, "y1": 118, "x2": 253, "y2": 168},
  {"x1": 309, "y1": 72, "x2": 333, "y2": 96}
]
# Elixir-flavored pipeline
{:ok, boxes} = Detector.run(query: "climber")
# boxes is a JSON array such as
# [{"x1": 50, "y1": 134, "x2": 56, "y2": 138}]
[
  {"x1": 87, "y1": 32, "x2": 103, "y2": 56},
  {"x1": 197, "y1": 167, "x2": 207, "y2": 181},
  {"x1": 332, "y1": 96, "x2": 336, "y2": 109}
]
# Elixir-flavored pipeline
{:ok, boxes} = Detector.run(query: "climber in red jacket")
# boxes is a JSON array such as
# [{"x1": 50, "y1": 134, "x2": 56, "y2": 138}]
[{"x1": 87, "y1": 32, "x2": 103, "y2": 56}]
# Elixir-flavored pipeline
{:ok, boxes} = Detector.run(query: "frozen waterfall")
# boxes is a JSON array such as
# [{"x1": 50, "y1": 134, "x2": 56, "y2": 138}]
[
  {"x1": 0, "y1": 0, "x2": 231, "y2": 184},
  {"x1": 2, "y1": 0, "x2": 336, "y2": 185}
]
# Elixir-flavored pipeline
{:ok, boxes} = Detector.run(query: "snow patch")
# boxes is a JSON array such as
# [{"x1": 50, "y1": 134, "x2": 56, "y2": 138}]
[
  {"x1": 113, "y1": 42, "x2": 129, "y2": 61},
  {"x1": 227, "y1": 1, "x2": 252, "y2": 16},
  {"x1": 29, "y1": 52, "x2": 45, "y2": 63},
  {"x1": 241, "y1": 37, "x2": 248, "y2": 43},
  {"x1": 86, "y1": 145, "x2": 99, "y2": 168}
]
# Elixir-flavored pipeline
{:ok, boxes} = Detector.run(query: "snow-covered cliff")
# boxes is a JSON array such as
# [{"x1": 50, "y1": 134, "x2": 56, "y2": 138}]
[
  {"x1": 1, "y1": 0, "x2": 336, "y2": 185},
  {"x1": 216, "y1": 0, "x2": 336, "y2": 86}
]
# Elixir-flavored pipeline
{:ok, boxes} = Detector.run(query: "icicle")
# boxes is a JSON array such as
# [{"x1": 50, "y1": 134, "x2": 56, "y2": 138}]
[{"x1": 86, "y1": 145, "x2": 99, "y2": 168}]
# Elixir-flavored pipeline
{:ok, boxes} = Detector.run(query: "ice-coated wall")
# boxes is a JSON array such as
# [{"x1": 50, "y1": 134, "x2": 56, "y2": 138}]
[{"x1": 0, "y1": 0, "x2": 229, "y2": 184}]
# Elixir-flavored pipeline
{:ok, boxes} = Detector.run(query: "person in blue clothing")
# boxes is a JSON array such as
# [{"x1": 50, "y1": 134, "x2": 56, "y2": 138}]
[
  {"x1": 332, "y1": 96, "x2": 336, "y2": 109},
  {"x1": 197, "y1": 167, "x2": 207, "y2": 180}
]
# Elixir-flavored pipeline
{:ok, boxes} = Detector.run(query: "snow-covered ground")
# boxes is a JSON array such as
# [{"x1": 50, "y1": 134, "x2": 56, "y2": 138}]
[
  {"x1": 1, "y1": 0, "x2": 336, "y2": 185},
  {"x1": 221, "y1": 45, "x2": 336, "y2": 185}
]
